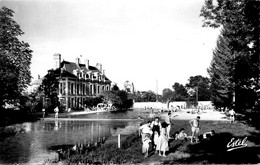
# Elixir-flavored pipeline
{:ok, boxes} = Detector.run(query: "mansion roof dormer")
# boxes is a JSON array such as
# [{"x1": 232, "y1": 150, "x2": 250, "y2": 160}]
[{"x1": 52, "y1": 54, "x2": 111, "y2": 83}]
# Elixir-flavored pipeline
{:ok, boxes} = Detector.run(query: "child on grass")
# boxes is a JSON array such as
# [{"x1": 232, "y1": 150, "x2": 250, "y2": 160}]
[{"x1": 142, "y1": 133, "x2": 151, "y2": 158}]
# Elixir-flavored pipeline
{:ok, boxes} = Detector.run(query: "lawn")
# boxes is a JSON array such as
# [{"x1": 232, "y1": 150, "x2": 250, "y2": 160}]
[
  {"x1": 145, "y1": 119, "x2": 260, "y2": 164},
  {"x1": 51, "y1": 119, "x2": 260, "y2": 164}
]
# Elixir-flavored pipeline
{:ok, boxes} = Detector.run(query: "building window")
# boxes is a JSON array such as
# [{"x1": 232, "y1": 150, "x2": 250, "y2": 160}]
[
  {"x1": 68, "y1": 82, "x2": 71, "y2": 95},
  {"x1": 80, "y1": 83, "x2": 82, "y2": 95},
  {"x1": 90, "y1": 84, "x2": 92, "y2": 95},
  {"x1": 86, "y1": 84, "x2": 89, "y2": 95},
  {"x1": 62, "y1": 82, "x2": 66, "y2": 95},
  {"x1": 94, "y1": 85, "x2": 96, "y2": 95},
  {"x1": 83, "y1": 84, "x2": 85, "y2": 95},
  {"x1": 59, "y1": 82, "x2": 62, "y2": 95},
  {"x1": 86, "y1": 74, "x2": 89, "y2": 79},
  {"x1": 71, "y1": 83, "x2": 74, "y2": 95},
  {"x1": 77, "y1": 84, "x2": 79, "y2": 95},
  {"x1": 71, "y1": 98, "x2": 74, "y2": 108},
  {"x1": 68, "y1": 97, "x2": 70, "y2": 108}
]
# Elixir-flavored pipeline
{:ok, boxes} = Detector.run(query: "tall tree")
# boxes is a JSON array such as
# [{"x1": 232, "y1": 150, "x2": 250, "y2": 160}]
[
  {"x1": 208, "y1": 30, "x2": 234, "y2": 109},
  {"x1": 0, "y1": 7, "x2": 32, "y2": 108},
  {"x1": 201, "y1": 0, "x2": 259, "y2": 111}
]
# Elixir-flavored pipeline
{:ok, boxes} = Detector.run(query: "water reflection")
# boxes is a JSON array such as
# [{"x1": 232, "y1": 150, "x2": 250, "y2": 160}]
[{"x1": 0, "y1": 119, "x2": 142, "y2": 164}]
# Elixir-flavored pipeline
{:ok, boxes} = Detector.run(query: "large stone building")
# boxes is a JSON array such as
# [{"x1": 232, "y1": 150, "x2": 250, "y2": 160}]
[{"x1": 52, "y1": 53, "x2": 111, "y2": 110}]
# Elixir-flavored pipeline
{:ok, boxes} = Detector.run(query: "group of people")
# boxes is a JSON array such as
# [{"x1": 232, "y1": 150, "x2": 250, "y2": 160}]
[
  {"x1": 139, "y1": 113, "x2": 215, "y2": 158},
  {"x1": 139, "y1": 117, "x2": 169, "y2": 157},
  {"x1": 139, "y1": 112, "x2": 177, "y2": 157}
]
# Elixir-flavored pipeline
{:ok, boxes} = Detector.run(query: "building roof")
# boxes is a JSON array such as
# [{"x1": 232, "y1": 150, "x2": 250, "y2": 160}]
[
  {"x1": 57, "y1": 60, "x2": 111, "y2": 81},
  {"x1": 61, "y1": 61, "x2": 100, "y2": 73}
]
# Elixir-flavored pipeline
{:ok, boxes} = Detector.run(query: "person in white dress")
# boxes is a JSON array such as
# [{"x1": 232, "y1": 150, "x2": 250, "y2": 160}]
[{"x1": 156, "y1": 122, "x2": 169, "y2": 157}]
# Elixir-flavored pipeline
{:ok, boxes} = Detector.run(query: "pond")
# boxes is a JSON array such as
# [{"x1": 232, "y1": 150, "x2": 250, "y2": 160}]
[{"x1": 0, "y1": 108, "x2": 154, "y2": 164}]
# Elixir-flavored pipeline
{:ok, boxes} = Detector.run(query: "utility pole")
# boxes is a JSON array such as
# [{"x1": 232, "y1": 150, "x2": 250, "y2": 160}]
[
  {"x1": 196, "y1": 86, "x2": 198, "y2": 107},
  {"x1": 156, "y1": 79, "x2": 158, "y2": 102}
]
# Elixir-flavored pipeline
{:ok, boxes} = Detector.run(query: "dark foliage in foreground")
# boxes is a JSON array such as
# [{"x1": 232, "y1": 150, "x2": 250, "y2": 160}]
[{"x1": 0, "y1": 109, "x2": 38, "y2": 127}]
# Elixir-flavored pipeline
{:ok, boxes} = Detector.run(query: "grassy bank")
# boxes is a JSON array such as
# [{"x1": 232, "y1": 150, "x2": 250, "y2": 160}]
[
  {"x1": 49, "y1": 118, "x2": 260, "y2": 164},
  {"x1": 149, "y1": 120, "x2": 260, "y2": 164},
  {"x1": 50, "y1": 133, "x2": 144, "y2": 164}
]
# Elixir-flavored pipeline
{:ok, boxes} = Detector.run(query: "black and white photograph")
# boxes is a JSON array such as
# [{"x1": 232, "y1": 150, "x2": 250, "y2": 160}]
[{"x1": 0, "y1": 0, "x2": 259, "y2": 164}]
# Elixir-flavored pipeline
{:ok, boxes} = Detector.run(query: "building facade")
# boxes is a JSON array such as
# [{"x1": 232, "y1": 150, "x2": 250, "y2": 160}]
[{"x1": 52, "y1": 53, "x2": 111, "y2": 110}]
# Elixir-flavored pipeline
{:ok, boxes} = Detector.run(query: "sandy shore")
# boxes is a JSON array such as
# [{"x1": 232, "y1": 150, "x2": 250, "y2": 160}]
[{"x1": 160, "y1": 109, "x2": 229, "y2": 121}]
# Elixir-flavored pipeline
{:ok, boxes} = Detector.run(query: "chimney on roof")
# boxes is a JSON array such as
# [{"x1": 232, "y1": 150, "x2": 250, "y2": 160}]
[
  {"x1": 96, "y1": 63, "x2": 102, "y2": 71},
  {"x1": 38, "y1": 74, "x2": 40, "y2": 80},
  {"x1": 53, "y1": 53, "x2": 61, "y2": 69},
  {"x1": 75, "y1": 57, "x2": 80, "y2": 65},
  {"x1": 85, "y1": 59, "x2": 89, "y2": 69},
  {"x1": 103, "y1": 69, "x2": 105, "y2": 75}
]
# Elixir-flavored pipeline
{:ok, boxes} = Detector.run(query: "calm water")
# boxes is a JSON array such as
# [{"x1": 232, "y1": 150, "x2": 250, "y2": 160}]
[{"x1": 0, "y1": 108, "x2": 153, "y2": 164}]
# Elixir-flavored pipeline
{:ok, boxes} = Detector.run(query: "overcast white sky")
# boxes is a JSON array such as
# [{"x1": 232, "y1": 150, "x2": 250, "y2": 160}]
[{"x1": 1, "y1": 0, "x2": 220, "y2": 94}]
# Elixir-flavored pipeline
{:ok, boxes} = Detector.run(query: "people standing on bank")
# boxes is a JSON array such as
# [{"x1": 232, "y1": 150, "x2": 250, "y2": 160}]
[
  {"x1": 151, "y1": 117, "x2": 161, "y2": 149},
  {"x1": 189, "y1": 116, "x2": 200, "y2": 143},
  {"x1": 54, "y1": 106, "x2": 59, "y2": 119},
  {"x1": 156, "y1": 122, "x2": 169, "y2": 157},
  {"x1": 139, "y1": 121, "x2": 153, "y2": 141},
  {"x1": 42, "y1": 108, "x2": 45, "y2": 118},
  {"x1": 165, "y1": 112, "x2": 172, "y2": 139},
  {"x1": 229, "y1": 109, "x2": 235, "y2": 123}
]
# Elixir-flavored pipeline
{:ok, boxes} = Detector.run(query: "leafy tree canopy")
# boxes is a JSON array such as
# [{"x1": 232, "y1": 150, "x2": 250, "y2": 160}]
[
  {"x1": 101, "y1": 90, "x2": 133, "y2": 109},
  {"x1": 161, "y1": 88, "x2": 175, "y2": 103},
  {"x1": 172, "y1": 82, "x2": 189, "y2": 101},
  {"x1": 186, "y1": 75, "x2": 211, "y2": 101},
  {"x1": 0, "y1": 7, "x2": 32, "y2": 108}
]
